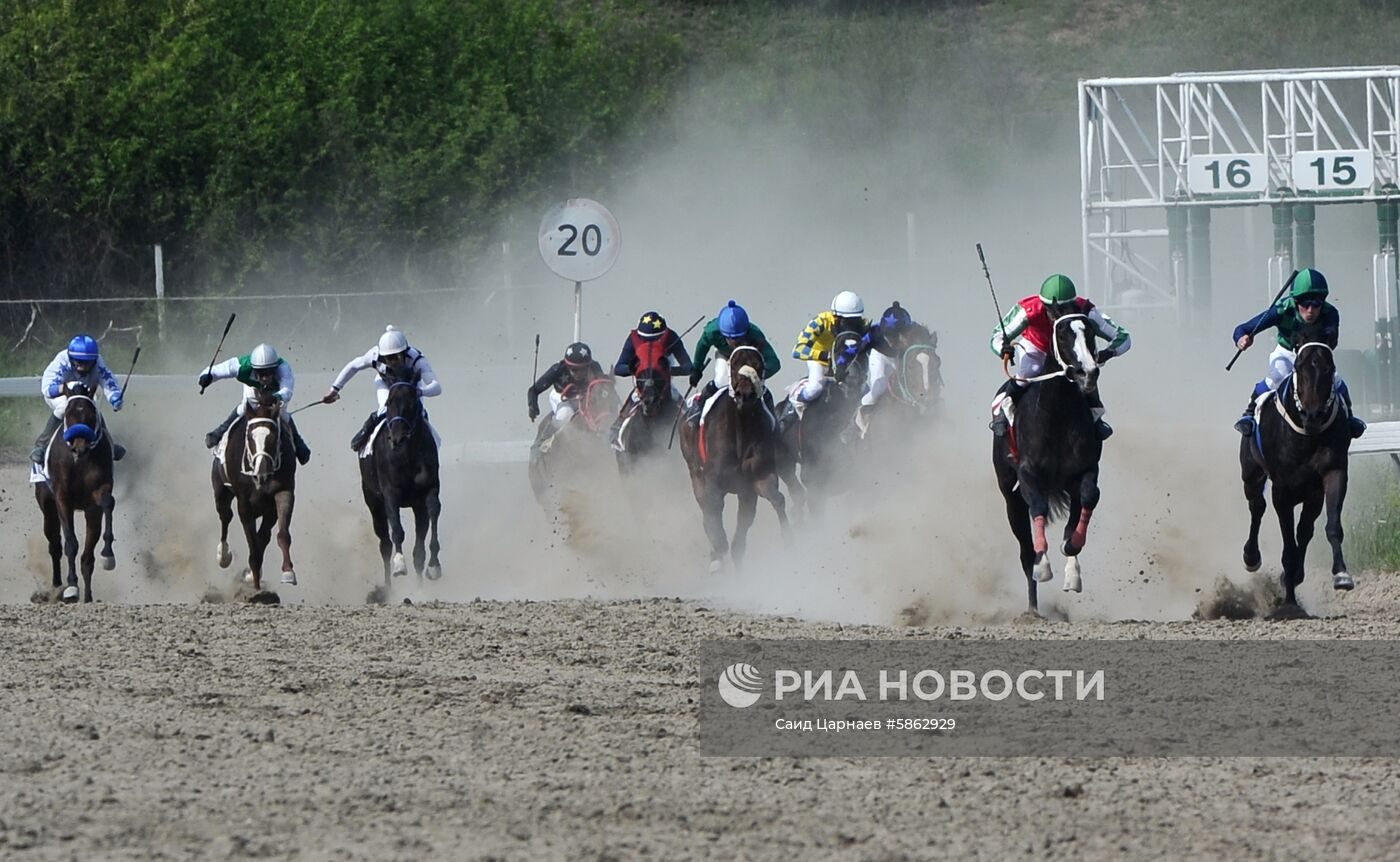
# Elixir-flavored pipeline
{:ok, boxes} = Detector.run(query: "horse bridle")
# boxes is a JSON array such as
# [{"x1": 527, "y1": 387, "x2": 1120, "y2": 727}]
[
  {"x1": 728, "y1": 345, "x2": 765, "y2": 401},
  {"x1": 1004, "y1": 313, "x2": 1095, "y2": 384},
  {"x1": 894, "y1": 343, "x2": 939, "y2": 404},
  {"x1": 1276, "y1": 341, "x2": 1340, "y2": 434},
  {"x1": 385, "y1": 381, "x2": 421, "y2": 437},
  {"x1": 61, "y1": 393, "x2": 103, "y2": 446},
  {"x1": 242, "y1": 407, "x2": 283, "y2": 476}
]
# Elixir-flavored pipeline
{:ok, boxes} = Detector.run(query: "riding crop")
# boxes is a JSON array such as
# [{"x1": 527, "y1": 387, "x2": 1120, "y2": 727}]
[
  {"x1": 1226, "y1": 269, "x2": 1298, "y2": 371},
  {"x1": 668, "y1": 358, "x2": 708, "y2": 450},
  {"x1": 976, "y1": 243, "x2": 1015, "y2": 379},
  {"x1": 118, "y1": 346, "x2": 140, "y2": 402},
  {"x1": 199, "y1": 312, "x2": 237, "y2": 395}
]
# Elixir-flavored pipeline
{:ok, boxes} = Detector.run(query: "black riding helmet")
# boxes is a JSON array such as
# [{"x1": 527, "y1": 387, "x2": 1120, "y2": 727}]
[{"x1": 564, "y1": 342, "x2": 593, "y2": 366}]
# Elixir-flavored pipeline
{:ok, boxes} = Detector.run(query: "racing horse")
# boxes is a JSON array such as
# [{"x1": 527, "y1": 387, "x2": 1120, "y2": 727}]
[
  {"x1": 615, "y1": 366, "x2": 675, "y2": 474},
  {"x1": 212, "y1": 395, "x2": 297, "y2": 600},
  {"x1": 678, "y1": 345, "x2": 789, "y2": 571},
  {"x1": 361, "y1": 379, "x2": 442, "y2": 594},
  {"x1": 34, "y1": 382, "x2": 117, "y2": 603},
  {"x1": 528, "y1": 377, "x2": 621, "y2": 508},
  {"x1": 993, "y1": 313, "x2": 1105, "y2": 614},
  {"x1": 1240, "y1": 324, "x2": 1352, "y2": 613},
  {"x1": 848, "y1": 322, "x2": 944, "y2": 451},
  {"x1": 775, "y1": 330, "x2": 864, "y2": 517}
]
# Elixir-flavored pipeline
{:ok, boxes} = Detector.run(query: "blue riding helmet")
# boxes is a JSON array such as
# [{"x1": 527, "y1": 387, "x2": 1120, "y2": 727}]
[
  {"x1": 718, "y1": 300, "x2": 750, "y2": 338},
  {"x1": 67, "y1": 334, "x2": 99, "y2": 362}
]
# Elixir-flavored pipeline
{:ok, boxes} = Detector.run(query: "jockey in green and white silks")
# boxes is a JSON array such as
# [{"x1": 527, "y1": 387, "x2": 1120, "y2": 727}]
[
  {"x1": 324, "y1": 325, "x2": 442, "y2": 452},
  {"x1": 1230, "y1": 268, "x2": 1365, "y2": 438},
  {"x1": 31, "y1": 334, "x2": 127, "y2": 463},
  {"x1": 988, "y1": 274, "x2": 1131, "y2": 440},
  {"x1": 198, "y1": 343, "x2": 312, "y2": 465}
]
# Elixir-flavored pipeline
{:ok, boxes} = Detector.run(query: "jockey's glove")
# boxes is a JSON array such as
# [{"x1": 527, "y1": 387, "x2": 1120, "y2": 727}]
[
  {"x1": 999, "y1": 345, "x2": 1015, "y2": 362},
  {"x1": 688, "y1": 369, "x2": 703, "y2": 388},
  {"x1": 198, "y1": 373, "x2": 214, "y2": 389},
  {"x1": 110, "y1": 395, "x2": 123, "y2": 411}
]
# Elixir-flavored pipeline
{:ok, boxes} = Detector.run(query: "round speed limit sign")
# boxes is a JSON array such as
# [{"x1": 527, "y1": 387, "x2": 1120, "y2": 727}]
[{"x1": 537, "y1": 199, "x2": 621, "y2": 282}]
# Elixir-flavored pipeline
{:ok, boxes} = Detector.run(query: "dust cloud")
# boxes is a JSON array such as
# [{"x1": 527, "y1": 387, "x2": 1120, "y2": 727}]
[{"x1": 0, "y1": 50, "x2": 1379, "y2": 624}]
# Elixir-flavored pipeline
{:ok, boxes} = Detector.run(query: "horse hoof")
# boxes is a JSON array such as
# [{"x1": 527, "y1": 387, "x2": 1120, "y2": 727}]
[
  {"x1": 280, "y1": 570, "x2": 298, "y2": 586},
  {"x1": 248, "y1": 590, "x2": 281, "y2": 605},
  {"x1": 366, "y1": 586, "x2": 390, "y2": 606},
  {"x1": 216, "y1": 542, "x2": 232, "y2": 569},
  {"x1": 391, "y1": 553, "x2": 407, "y2": 578},
  {"x1": 425, "y1": 564, "x2": 443, "y2": 581},
  {"x1": 61, "y1": 586, "x2": 79, "y2": 604},
  {"x1": 1333, "y1": 572, "x2": 1355, "y2": 591},
  {"x1": 1244, "y1": 559, "x2": 1261, "y2": 574},
  {"x1": 100, "y1": 554, "x2": 115, "y2": 572},
  {"x1": 708, "y1": 559, "x2": 723, "y2": 574},
  {"x1": 1062, "y1": 556, "x2": 1083, "y2": 593},
  {"x1": 1032, "y1": 555, "x2": 1053, "y2": 583}
]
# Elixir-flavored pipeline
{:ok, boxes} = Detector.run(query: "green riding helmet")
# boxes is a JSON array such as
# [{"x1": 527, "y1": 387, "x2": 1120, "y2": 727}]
[
  {"x1": 1289, "y1": 268, "x2": 1329, "y2": 301},
  {"x1": 1039, "y1": 274, "x2": 1078, "y2": 308}
]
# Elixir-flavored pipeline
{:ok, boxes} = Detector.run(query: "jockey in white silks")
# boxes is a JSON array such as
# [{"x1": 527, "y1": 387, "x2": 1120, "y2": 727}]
[{"x1": 324, "y1": 326, "x2": 442, "y2": 452}]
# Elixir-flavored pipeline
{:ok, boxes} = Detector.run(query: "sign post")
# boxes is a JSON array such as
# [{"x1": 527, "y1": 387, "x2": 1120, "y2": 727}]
[{"x1": 538, "y1": 199, "x2": 621, "y2": 343}]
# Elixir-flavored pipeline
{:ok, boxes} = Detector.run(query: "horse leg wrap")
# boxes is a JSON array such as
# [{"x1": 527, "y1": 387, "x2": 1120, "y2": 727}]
[
  {"x1": 1070, "y1": 507, "x2": 1092, "y2": 552},
  {"x1": 1032, "y1": 515, "x2": 1048, "y2": 554}
]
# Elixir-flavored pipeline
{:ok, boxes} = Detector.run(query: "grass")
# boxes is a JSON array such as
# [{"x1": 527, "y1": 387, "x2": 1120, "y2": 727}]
[{"x1": 1345, "y1": 460, "x2": 1400, "y2": 570}]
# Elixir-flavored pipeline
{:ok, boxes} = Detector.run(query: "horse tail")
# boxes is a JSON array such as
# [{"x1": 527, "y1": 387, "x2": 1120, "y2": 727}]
[{"x1": 1047, "y1": 489, "x2": 1072, "y2": 521}]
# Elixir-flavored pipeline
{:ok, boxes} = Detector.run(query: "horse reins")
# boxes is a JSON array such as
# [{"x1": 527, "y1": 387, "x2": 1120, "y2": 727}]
[
  {"x1": 61, "y1": 393, "x2": 104, "y2": 446},
  {"x1": 241, "y1": 413, "x2": 284, "y2": 476},
  {"x1": 1003, "y1": 313, "x2": 1094, "y2": 384}
]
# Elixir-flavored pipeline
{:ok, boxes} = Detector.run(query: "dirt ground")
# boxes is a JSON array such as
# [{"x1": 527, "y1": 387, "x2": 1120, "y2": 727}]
[{"x1": 2, "y1": 591, "x2": 1400, "y2": 860}]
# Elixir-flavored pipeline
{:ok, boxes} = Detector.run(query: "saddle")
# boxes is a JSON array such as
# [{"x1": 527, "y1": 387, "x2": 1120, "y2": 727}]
[{"x1": 358, "y1": 413, "x2": 442, "y2": 460}]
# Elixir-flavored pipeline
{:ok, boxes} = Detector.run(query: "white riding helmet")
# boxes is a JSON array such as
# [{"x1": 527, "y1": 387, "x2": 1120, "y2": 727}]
[
  {"x1": 831, "y1": 290, "x2": 864, "y2": 316},
  {"x1": 250, "y1": 343, "x2": 281, "y2": 370},
  {"x1": 378, "y1": 325, "x2": 409, "y2": 356}
]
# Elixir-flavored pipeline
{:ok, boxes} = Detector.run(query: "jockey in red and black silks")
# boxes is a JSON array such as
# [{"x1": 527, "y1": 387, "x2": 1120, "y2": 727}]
[{"x1": 609, "y1": 311, "x2": 694, "y2": 450}]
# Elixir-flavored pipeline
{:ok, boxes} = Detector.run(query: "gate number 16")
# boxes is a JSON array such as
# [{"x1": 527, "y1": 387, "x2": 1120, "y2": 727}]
[{"x1": 1204, "y1": 158, "x2": 1252, "y2": 189}]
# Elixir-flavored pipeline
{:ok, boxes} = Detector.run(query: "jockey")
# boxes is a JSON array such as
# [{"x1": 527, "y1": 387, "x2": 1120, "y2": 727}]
[
  {"x1": 833, "y1": 301, "x2": 924, "y2": 437},
  {"x1": 527, "y1": 342, "x2": 610, "y2": 456},
  {"x1": 31, "y1": 334, "x2": 126, "y2": 463},
  {"x1": 609, "y1": 311, "x2": 693, "y2": 450},
  {"x1": 198, "y1": 343, "x2": 312, "y2": 465},
  {"x1": 777, "y1": 290, "x2": 869, "y2": 433},
  {"x1": 324, "y1": 325, "x2": 442, "y2": 452},
  {"x1": 988, "y1": 274, "x2": 1130, "y2": 440},
  {"x1": 1231, "y1": 268, "x2": 1365, "y2": 438},
  {"x1": 685, "y1": 300, "x2": 781, "y2": 425}
]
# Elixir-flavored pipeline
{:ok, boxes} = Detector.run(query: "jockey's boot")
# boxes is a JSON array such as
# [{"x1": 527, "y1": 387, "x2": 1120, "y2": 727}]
[
  {"x1": 1337, "y1": 380, "x2": 1367, "y2": 439},
  {"x1": 1085, "y1": 390, "x2": 1113, "y2": 440},
  {"x1": 110, "y1": 441, "x2": 126, "y2": 461},
  {"x1": 30, "y1": 414, "x2": 61, "y2": 464},
  {"x1": 350, "y1": 410, "x2": 380, "y2": 452},
  {"x1": 687, "y1": 381, "x2": 718, "y2": 427},
  {"x1": 1235, "y1": 381, "x2": 1269, "y2": 436},
  {"x1": 988, "y1": 380, "x2": 1018, "y2": 437},
  {"x1": 288, "y1": 416, "x2": 312, "y2": 465},
  {"x1": 206, "y1": 409, "x2": 239, "y2": 449},
  {"x1": 609, "y1": 409, "x2": 627, "y2": 453},
  {"x1": 776, "y1": 399, "x2": 802, "y2": 437}
]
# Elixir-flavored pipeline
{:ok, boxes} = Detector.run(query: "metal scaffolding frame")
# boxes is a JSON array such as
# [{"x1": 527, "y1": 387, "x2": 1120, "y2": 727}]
[{"x1": 1079, "y1": 67, "x2": 1400, "y2": 313}]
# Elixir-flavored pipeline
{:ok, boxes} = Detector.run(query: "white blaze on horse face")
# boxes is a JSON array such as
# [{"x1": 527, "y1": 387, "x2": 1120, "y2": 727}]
[
  {"x1": 916, "y1": 352, "x2": 931, "y2": 392},
  {"x1": 248, "y1": 423, "x2": 275, "y2": 476},
  {"x1": 1070, "y1": 320, "x2": 1098, "y2": 374}
]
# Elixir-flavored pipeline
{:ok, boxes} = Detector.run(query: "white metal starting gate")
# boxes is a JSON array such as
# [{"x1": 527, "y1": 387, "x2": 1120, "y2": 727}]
[{"x1": 1079, "y1": 66, "x2": 1400, "y2": 313}]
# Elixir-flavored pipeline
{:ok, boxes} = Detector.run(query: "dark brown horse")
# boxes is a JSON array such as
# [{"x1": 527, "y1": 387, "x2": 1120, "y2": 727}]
[
  {"x1": 993, "y1": 313, "x2": 1105, "y2": 615},
  {"x1": 616, "y1": 366, "x2": 675, "y2": 474},
  {"x1": 361, "y1": 380, "x2": 442, "y2": 596},
  {"x1": 34, "y1": 382, "x2": 116, "y2": 603},
  {"x1": 528, "y1": 377, "x2": 620, "y2": 508},
  {"x1": 1240, "y1": 327, "x2": 1351, "y2": 614},
  {"x1": 212, "y1": 396, "x2": 297, "y2": 601},
  {"x1": 678, "y1": 346, "x2": 789, "y2": 571}
]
